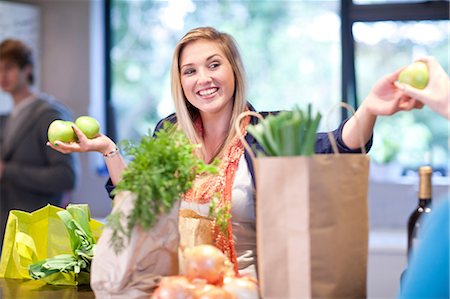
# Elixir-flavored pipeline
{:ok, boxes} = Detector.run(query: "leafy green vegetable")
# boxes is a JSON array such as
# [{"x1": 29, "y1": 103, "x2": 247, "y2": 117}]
[
  {"x1": 29, "y1": 204, "x2": 96, "y2": 283},
  {"x1": 108, "y1": 122, "x2": 218, "y2": 253},
  {"x1": 247, "y1": 104, "x2": 321, "y2": 156},
  {"x1": 208, "y1": 194, "x2": 231, "y2": 237}
]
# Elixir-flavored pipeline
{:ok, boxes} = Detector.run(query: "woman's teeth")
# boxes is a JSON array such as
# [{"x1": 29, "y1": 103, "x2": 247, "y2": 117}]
[{"x1": 198, "y1": 87, "x2": 218, "y2": 96}]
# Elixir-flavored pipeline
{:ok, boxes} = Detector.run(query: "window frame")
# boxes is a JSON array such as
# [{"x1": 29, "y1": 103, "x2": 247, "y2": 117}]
[{"x1": 104, "y1": 0, "x2": 117, "y2": 142}]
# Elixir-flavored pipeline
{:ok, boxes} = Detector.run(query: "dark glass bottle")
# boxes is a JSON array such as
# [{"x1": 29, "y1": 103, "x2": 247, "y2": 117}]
[{"x1": 407, "y1": 166, "x2": 432, "y2": 257}]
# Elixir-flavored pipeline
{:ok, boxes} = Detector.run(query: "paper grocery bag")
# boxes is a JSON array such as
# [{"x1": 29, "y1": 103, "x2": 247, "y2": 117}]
[
  {"x1": 178, "y1": 209, "x2": 214, "y2": 274},
  {"x1": 90, "y1": 191, "x2": 180, "y2": 299},
  {"x1": 256, "y1": 154, "x2": 370, "y2": 299}
]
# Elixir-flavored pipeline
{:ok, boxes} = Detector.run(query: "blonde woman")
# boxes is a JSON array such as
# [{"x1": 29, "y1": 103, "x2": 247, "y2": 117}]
[{"x1": 49, "y1": 27, "x2": 421, "y2": 277}]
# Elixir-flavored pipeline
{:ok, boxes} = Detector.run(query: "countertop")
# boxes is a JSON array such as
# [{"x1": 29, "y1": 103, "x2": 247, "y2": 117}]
[{"x1": 0, "y1": 278, "x2": 95, "y2": 299}]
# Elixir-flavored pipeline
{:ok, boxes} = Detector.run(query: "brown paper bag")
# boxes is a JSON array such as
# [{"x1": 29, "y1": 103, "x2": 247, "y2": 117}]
[
  {"x1": 178, "y1": 209, "x2": 214, "y2": 274},
  {"x1": 256, "y1": 155, "x2": 369, "y2": 299},
  {"x1": 235, "y1": 108, "x2": 370, "y2": 299},
  {"x1": 90, "y1": 191, "x2": 180, "y2": 299}
]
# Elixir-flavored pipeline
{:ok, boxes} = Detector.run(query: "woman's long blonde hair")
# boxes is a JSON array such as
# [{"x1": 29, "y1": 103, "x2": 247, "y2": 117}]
[{"x1": 171, "y1": 27, "x2": 247, "y2": 161}]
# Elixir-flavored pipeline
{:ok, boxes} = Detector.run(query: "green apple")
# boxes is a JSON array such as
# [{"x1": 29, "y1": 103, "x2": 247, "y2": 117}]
[
  {"x1": 75, "y1": 116, "x2": 100, "y2": 139},
  {"x1": 48, "y1": 120, "x2": 77, "y2": 145},
  {"x1": 398, "y1": 61, "x2": 429, "y2": 89}
]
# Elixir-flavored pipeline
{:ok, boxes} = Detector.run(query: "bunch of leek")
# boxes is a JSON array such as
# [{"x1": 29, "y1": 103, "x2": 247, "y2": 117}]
[
  {"x1": 29, "y1": 204, "x2": 96, "y2": 284},
  {"x1": 247, "y1": 104, "x2": 321, "y2": 156}
]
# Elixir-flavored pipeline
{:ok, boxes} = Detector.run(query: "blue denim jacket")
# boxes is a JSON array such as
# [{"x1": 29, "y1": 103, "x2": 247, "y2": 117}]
[{"x1": 105, "y1": 104, "x2": 372, "y2": 197}]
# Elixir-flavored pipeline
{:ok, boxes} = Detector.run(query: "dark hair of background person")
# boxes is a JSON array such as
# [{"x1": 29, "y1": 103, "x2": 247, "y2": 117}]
[{"x1": 0, "y1": 39, "x2": 34, "y2": 85}]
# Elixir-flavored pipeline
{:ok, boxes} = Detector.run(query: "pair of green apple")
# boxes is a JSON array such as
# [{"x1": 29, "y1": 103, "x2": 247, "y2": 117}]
[
  {"x1": 398, "y1": 61, "x2": 429, "y2": 90},
  {"x1": 48, "y1": 116, "x2": 100, "y2": 145}
]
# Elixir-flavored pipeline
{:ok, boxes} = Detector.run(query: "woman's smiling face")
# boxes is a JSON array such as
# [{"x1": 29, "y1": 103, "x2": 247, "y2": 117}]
[{"x1": 179, "y1": 39, "x2": 235, "y2": 118}]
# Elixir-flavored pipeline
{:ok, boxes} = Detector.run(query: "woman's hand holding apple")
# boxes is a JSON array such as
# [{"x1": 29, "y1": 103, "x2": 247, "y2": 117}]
[
  {"x1": 362, "y1": 68, "x2": 424, "y2": 117},
  {"x1": 47, "y1": 116, "x2": 117, "y2": 156},
  {"x1": 342, "y1": 67, "x2": 424, "y2": 150},
  {"x1": 398, "y1": 61, "x2": 429, "y2": 90},
  {"x1": 395, "y1": 56, "x2": 450, "y2": 120},
  {"x1": 47, "y1": 125, "x2": 117, "y2": 155},
  {"x1": 48, "y1": 123, "x2": 126, "y2": 185}
]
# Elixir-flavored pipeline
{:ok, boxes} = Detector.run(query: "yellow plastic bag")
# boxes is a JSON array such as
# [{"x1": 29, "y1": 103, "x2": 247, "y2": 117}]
[{"x1": 0, "y1": 204, "x2": 103, "y2": 285}]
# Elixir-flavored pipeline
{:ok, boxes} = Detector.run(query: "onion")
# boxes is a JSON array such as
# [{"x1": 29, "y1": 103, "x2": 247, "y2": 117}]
[
  {"x1": 222, "y1": 276, "x2": 259, "y2": 299},
  {"x1": 151, "y1": 276, "x2": 195, "y2": 299},
  {"x1": 194, "y1": 283, "x2": 235, "y2": 299},
  {"x1": 184, "y1": 245, "x2": 228, "y2": 285}
]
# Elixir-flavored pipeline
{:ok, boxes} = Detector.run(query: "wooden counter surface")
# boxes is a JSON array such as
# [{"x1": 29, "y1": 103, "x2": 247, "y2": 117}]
[{"x1": 0, "y1": 278, "x2": 95, "y2": 298}]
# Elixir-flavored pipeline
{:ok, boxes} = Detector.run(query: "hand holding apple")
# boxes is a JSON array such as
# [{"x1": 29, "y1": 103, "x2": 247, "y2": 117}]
[
  {"x1": 398, "y1": 61, "x2": 429, "y2": 89},
  {"x1": 75, "y1": 116, "x2": 100, "y2": 139},
  {"x1": 47, "y1": 120, "x2": 77, "y2": 145},
  {"x1": 395, "y1": 56, "x2": 450, "y2": 120},
  {"x1": 47, "y1": 125, "x2": 116, "y2": 155},
  {"x1": 48, "y1": 115, "x2": 100, "y2": 146},
  {"x1": 46, "y1": 115, "x2": 125, "y2": 185},
  {"x1": 341, "y1": 67, "x2": 424, "y2": 151},
  {"x1": 47, "y1": 115, "x2": 114, "y2": 154}
]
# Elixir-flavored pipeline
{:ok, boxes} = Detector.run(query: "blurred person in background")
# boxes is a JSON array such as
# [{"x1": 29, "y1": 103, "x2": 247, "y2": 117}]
[
  {"x1": 0, "y1": 39, "x2": 80, "y2": 251},
  {"x1": 396, "y1": 56, "x2": 450, "y2": 299}
]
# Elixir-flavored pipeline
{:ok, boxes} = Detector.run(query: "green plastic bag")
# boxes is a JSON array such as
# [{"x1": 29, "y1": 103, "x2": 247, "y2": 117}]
[{"x1": 0, "y1": 204, "x2": 103, "y2": 285}]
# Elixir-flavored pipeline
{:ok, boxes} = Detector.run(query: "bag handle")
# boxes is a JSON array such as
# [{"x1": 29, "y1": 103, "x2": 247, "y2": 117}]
[
  {"x1": 326, "y1": 102, "x2": 367, "y2": 155},
  {"x1": 234, "y1": 111, "x2": 263, "y2": 161},
  {"x1": 235, "y1": 103, "x2": 367, "y2": 158},
  {"x1": 12, "y1": 231, "x2": 38, "y2": 277}
]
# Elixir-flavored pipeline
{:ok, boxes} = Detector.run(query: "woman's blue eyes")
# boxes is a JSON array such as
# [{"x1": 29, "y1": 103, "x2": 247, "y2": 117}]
[
  {"x1": 182, "y1": 62, "x2": 220, "y2": 76},
  {"x1": 210, "y1": 62, "x2": 220, "y2": 69}
]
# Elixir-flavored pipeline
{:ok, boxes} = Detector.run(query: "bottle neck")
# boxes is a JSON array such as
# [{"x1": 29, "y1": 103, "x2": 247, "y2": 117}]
[
  {"x1": 418, "y1": 198, "x2": 431, "y2": 207},
  {"x1": 418, "y1": 166, "x2": 432, "y2": 201}
]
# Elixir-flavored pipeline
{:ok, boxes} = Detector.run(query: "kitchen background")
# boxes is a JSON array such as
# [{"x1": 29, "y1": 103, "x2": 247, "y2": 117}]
[{"x1": 0, "y1": 1, "x2": 448, "y2": 298}]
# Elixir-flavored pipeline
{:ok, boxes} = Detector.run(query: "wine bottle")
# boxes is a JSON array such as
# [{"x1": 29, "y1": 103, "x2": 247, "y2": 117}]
[{"x1": 407, "y1": 165, "x2": 433, "y2": 257}]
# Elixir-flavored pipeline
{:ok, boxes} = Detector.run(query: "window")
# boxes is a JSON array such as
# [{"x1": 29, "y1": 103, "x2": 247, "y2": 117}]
[
  {"x1": 341, "y1": 0, "x2": 449, "y2": 180},
  {"x1": 107, "y1": 1, "x2": 449, "y2": 179},
  {"x1": 107, "y1": 0, "x2": 342, "y2": 145},
  {"x1": 354, "y1": 20, "x2": 449, "y2": 174}
]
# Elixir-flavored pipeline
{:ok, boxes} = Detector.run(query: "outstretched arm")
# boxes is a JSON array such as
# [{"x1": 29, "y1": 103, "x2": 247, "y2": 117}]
[{"x1": 47, "y1": 125, "x2": 126, "y2": 185}]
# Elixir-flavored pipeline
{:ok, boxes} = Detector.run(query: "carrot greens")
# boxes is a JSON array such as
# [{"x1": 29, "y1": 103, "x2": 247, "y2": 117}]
[{"x1": 108, "y1": 122, "x2": 218, "y2": 253}]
